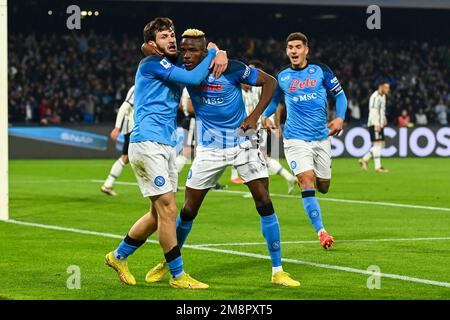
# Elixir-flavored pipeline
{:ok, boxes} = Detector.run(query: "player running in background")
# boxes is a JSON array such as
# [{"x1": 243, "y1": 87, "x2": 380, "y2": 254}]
[
  {"x1": 359, "y1": 80, "x2": 390, "y2": 173},
  {"x1": 101, "y1": 85, "x2": 135, "y2": 196},
  {"x1": 230, "y1": 60, "x2": 297, "y2": 194},
  {"x1": 104, "y1": 17, "x2": 228, "y2": 290},
  {"x1": 262, "y1": 32, "x2": 348, "y2": 250},
  {"x1": 145, "y1": 29, "x2": 300, "y2": 287}
]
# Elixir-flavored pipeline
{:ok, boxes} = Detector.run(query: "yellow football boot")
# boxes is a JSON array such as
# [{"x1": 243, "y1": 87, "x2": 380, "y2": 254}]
[
  {"x1": 169, "y1": 273, "x2": 209, "y2": 289},
  {"x1": 271, "y1": 271, "x2": 301, "y2": 287},
  {"x1": 104, "y1": 251, "x2": 136, "y2": 285},
  {"x1": 145, "y1": 261, "x2": 169, "y2": 283}
]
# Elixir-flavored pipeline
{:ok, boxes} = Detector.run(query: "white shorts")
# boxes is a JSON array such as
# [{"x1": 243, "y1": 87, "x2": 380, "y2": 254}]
[
  {"x1": 284, "y1": 138, "x2": 332, "y2": 179},
  {"x1": 128, "y1": 141, "x2": 178, "y2": 197},
  {"x1": 186, "y1": 141, "x2": 268, "y2": 190}
]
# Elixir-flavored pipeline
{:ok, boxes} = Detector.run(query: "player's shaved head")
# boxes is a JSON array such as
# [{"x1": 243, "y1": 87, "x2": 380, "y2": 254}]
[{"x1": 143, "y1": 17, "x2": 175, "y2": 42}]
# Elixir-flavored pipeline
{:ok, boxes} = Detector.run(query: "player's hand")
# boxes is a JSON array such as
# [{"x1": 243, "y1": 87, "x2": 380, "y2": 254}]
[
  {"x1": 262, "y1": 116, "x2": 278, "y2": 134},
  {"x1": 209, "y1": 50, "x2": 228, "y2": 78},
  {"x1": 141, "y1": 41, "x2": 163, "y2": 56},
  {"x1": 375, "y1": 125, "x2": 381, "y2": 133},
  {"x1": 327, "y1": 117, "x2": 344, "y2": 136},
  {"x1": 110, "y1": 127, "x2": 121, "y2": 141},
  {"x1": 239, "y1": 115, "x2": 258, "y2": 132},
  {"x1": 207, "y1": 42, "x2": 219, "y2": 51}
]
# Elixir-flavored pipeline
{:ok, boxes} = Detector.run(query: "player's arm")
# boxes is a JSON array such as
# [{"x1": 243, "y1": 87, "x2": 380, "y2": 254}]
[
  {"x1": 142, "y1": 41, "x2": 228, "y2": 78},
  {"x1": 240, "y1": 70, "x2": 277, "y2": 131},
  {"x1": 369, "y1": 94, "x2": 382, "y2": 132},
  {"x1": 261, "y1": 84, "x2": 282, "y2": 128},
  {"x1": 168, "y1": 49, "x2": 221, "y2": 85},
  {"x1": 140, "y1": 49, "x2": 226, "y2": 86},
  {"x1": 319, "y1": 63, "x2": 348, "y2": 136}
]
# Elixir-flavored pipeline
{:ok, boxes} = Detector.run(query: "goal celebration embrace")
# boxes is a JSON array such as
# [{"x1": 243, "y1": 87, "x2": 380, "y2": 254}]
[{"x1": 3, "y1": 0, "x2": 450, "y2": 303}]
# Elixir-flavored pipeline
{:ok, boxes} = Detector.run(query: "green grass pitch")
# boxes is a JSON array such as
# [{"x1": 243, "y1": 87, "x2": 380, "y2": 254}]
[{"x1": 1, "y1": 157, "x2": 450, "y2": 300}]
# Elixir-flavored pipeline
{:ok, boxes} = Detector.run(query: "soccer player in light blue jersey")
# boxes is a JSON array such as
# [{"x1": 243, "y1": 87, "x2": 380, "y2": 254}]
[
  {"x1": 105, "y1": 17, "x2": 228, "y2": 290},
  {"x1": 262, "y1": 32, "x2": 348, "y2": 250},
  {"x1": 145, "y1": 29, "x2": 300, "y2": 287}
]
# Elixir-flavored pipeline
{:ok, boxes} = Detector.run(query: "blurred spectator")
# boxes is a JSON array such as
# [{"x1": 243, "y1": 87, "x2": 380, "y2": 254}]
[
  {"x1": 434, "y1": 99, "x2": 448, "y2": 125},
  {"x1": 7, "y1": 32, "x2": 450, "y2": 126},
  {"x1": 397, "y1": 109, "x2": 412, "y2": 127},
  {"x1": 415, "y1": 108, "x2": 428, "y2": 126}
]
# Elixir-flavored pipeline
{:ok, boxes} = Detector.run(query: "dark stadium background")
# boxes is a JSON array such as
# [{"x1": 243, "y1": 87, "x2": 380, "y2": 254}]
[{"x1": 8, "y1": 0, "x2": 450, "y2": 127}]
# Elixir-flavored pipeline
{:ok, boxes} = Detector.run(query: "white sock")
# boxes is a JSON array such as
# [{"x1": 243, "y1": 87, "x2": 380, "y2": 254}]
[
  {"x1": 175, "y1": 155, "x2": 188, "y2": 173},
  {"x1": 317, "y1": 228, "x2": 326, "y2": 237},
  {"x1": 272, "y1": 266, "x2": 283, "y2": 276},
  {"x1": 280, "y1": 168, "x2": 296, "y2": 183},
  {"x1": 267, "y1": 158, "x2": 283, "y2": 175},
  {"x1": 373, "y1": 144, "x2": 382, "y2": 170},
  {"x1": 230, "y1": 167, "x2": 239, "y2": 180},
  {"x1": 362, "y1": 147, "x2": 374, "y2": 162},
  {"x1": 172, "y1": 271, "x2": 185, "y2": 279},
  {"x1": 104, "y1": 158, "x2": 125, "y2": 188}
]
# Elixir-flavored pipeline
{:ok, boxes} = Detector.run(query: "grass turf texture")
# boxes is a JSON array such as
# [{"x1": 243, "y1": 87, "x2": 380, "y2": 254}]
[{"x1": 1, "y1": 158, "x2": 450, "y2": 300}]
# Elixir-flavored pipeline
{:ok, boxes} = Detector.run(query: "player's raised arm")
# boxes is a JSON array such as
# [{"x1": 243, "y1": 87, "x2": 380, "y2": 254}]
[
  {"x1": 140, "y1": 48, "x2": 222, "y2": 86},
  {"x1": 168, "y1": 48, "x2": 225, "y2": 85}
]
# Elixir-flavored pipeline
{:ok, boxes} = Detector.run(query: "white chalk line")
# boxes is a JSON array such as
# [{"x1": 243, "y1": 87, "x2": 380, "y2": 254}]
[
  {"x1": 11, "y1": 178, "x2": 450, "y2": 213},
  {"x1": 3, "y1": 219, "x2": 450, "y2": 289}
]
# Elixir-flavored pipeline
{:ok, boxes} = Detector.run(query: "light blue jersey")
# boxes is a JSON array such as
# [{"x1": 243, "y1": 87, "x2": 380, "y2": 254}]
[
  {"x1": 187, "y1": 60, "x2": 259, "y2": 148},
  {"x1": 263, "y1": 62, "x2": 345, "y2": 141},
  {"x1": 131, "y1": 49, "x2": 216, "y2": 146}
]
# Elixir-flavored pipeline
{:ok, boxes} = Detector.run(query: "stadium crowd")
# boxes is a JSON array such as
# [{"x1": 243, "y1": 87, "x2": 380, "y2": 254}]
[{"x1": 8, "y1": 32, "x2": 450, "y2": 126}]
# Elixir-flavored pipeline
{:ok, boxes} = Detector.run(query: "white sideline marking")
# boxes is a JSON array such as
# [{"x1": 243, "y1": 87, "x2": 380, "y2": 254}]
[
  {"x1": 11, "y1": 178, "x2": 450, "y2": 212},
  {"x1": 195, "y1": 236, "x2": 450, "y2": 247},
  {"x1": 3, "y1": 219, "x2": 450, "y2": 289},
  {"x1": 96, "y1": 180, "x2": 450, "y2": 213}
]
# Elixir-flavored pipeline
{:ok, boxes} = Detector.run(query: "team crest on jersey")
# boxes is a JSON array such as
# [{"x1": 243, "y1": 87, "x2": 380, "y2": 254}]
[
  {"x1": 308, "y1": 67, "x2": 316, "y2": 74},
  {"x1": 154, "y1": 176, "x2": 166, "y2": 187},
  {"x1": 160, "y1": 58, "x2": 172, "y2": 69}
]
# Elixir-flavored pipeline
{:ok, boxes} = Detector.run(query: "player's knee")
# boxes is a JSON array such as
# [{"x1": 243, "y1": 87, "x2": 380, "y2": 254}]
[
  {"x1": 180, "y1": 206, "x2": 198, "y2": 221},
  {"x1": 298, "y1": 172, "x2": 315, "y2": 189},
  {"x1": 157, "y1": 202, "x2": 178, "y2": 221},
  {"x1": 256, "y1": 201, "x2": 275, "y2": 217}
]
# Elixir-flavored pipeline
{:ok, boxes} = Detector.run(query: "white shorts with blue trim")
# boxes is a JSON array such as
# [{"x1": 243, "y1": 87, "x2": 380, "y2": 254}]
[
  {"x1": 186, "y1": 141, "x2": 268, "y2": 190},
  {"x1": 128, "y1": 141, "x2": 178, "y2": 197},
  {"x1": 284, "y1": 138, "x2": 332, "y2": 179}
]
